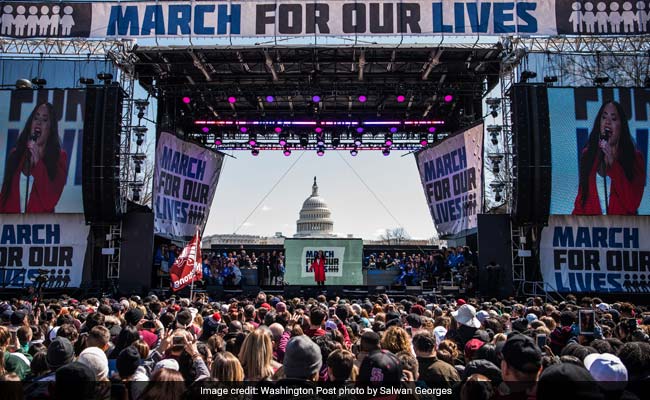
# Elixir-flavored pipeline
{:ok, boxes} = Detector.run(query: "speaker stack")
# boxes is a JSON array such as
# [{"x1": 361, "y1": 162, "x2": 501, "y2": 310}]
[
  {"x1": 511, "y1": 84, "x2": 552, "y2": 225},
  {"x1": 82, "y1": 83, "x2": 124, "y2": 223}
]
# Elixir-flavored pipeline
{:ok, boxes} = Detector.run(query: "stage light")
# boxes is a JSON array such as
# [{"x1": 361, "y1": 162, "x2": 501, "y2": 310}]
[
  {"x1": 490, "y1": 182, "x2": 505, "y2": 203},
  {"x1": 356, "y1": 127, "x2": 364, "y2": 133},
  {"x1": 274, "y1": 126, "x2": 282, "y2": 133},
  {"x1": 182, "y1": 96, "x2": 191, "y2": 104},
  {"x1": 396, "y1": 95, "x2": 406, "y2": 103},
  {"x1": 248, "y1": 133, "x2": 257, "y2": 146},
  {"x1": 316, "y1": 146, "x2": 325, "y2": 156},
  {"x1": 384, "y1": 134, "x2": 393, "y2": 147},
  {"x1": 132, "y1": 187, "x2": 141, "y2": 202},
  {"x1": 283, "y1": 147, "x2": 292, "y2": 156},
  {"x1": 332, "y1": 134, "x2": 340, "y2": 147},
  {"x1": 489, "y1": 154, "x2": 503, "y2": 174},
  {"x1": 428, "y1": 127, "x2": 436, "y2": 133},
  {"x1": 390, "y1": 127, "x2": 398, "y2": 133},
  {"x1": 520, "y1": 71, "x2": 537, "y2": 83},
  {"x1": 420, "y1": 134, "x2": 429, "y2": 146},
  {"x1": 97, "y1": 72, "x2": 113, "y2": 83},
  {"x1": 315, "y1": 127, "x2": 323, "y2": 133},
  {"x1": 79, "y1": 77, "x2": 95, "y2": 85},
  {"x1": 358, "y1": 95, "x2": 367, "y2": 103},
  {"x1": 266, "y1": 95, "x2": 275, "y2": 103},
  {"x1": 15, "y1": 79, "x2": 33, "y2": 89},
  {"x1": 251, "y1": 148, "x2": 260, "y2": 156},
  {"x1": 214, "y1": 134, "x2": 223, "y2": 145},
  {"x1": 487, "y1": 125, "x2": 502, "y2": 145},
  {"x1": 228, "y1": 96, "x2": 237, "y2": 104},
  {"x1": 300, "y1": 135, "x2": 309, "y2": 146},
  {"x1": 279, "y1": 133, "x2": 288, "y2": 146},
  {"x1": 240, "y1": 126, "x2": 248, "y2": 133},
  {"x1": 443, "y1": 94, "x2": 454, "y2": 103},
  {"x1": 312, "y1": 95, "x2": 321, "y2": 103},
  {"x1": 202, "y1": 127, "x2": 210, "y2": 133},
  {"x1": 354, "y1": 137, "x2": 363, "y2": 146},
  {"x1": 317, "y1": 136, "x2": 325, "y2": 146},
  {"x1": 594, "y1": 75, "x2": 609, "y2": 86},
  {"x1": 544, "y1": 76, "x2": 558, "y2": 84},
  {"x1": 350, "y1": 147, "x2": 359, "y2": 156},
  {"x1": 382, "y1": 148, "x2": 390, "y2": 156},
  {"x1": 29, "y1": 77, "x2": 46, "y2": 87}
]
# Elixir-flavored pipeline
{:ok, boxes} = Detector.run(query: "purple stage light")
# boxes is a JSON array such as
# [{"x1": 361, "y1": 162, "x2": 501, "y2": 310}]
[
  {"x1": 251, "y1": 148, "x2": 260, "y2": 156},
  {"x1": 279, "y1": 138, "x2": 287, "y2": 146},
  {"x1": 202, "y1": 127, "x2": 209, "y2": 133},
  {"x1": 396, "y1": 95, "x2": 406, "y2": 103},
  {"x1": 385, "y1": 139, "x2": 393, "y2": 147},
  {"x1": 428, "y1": 126, "x2": 436, "y2": 133},
  {"x1": 356, "y1": 127, "x2": 364, "y2": 133},
  {"x1": 274, "y1": 127, "x2": 282, "y2": 133},
  {"x1": 358, "y1": 95, "x2": 367, "y2": 103},
  {"x1": 240, "y1": 126, "x2": 248, "y2": 133},
  {"x1": 317, "y1": 148, "x2": 325, "y2": 156},
  {"x1": 228, "y1": 96, "x2": 237, "y2": 104},
  {"x1": 283, "y1": 147, "x2": 292, "y2": 156},
  {"x1": 214, "y1": 138, "x2": 223, "y2": 145},
  {"x1": 350, "y1": 148, "x2": 358, "y2": 156},
  {"x1": 312, "y1": 95, "x2": 321, "y2": 103},
  {"x1": 182, "y1": 96, "x2": 191, "y2": 104},
  {"x1": 382, "y1": 148, "x2": 390, "y2": 156},
  {"x1": 315, "y1": 127, "x2": 323, "y2": 133},
  {"x1": 266, "y1": 95, "x2": 275, "y2": 103},
  {"x1": 354, "y1": 138, "x2": 362, "y2": 146},
  {"x1": 420, "y1": 138, "x2": 429, "y2": 146},
  {"x1": 390, "y1": 127, "x2": 398, "y2": 133},
  {"x1": 444, "y1": 94, "x2": 453, "y2": 103}
]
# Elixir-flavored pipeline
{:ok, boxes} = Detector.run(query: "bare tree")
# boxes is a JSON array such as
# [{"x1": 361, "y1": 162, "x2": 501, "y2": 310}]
[
  {"x1": 379, "y1": 229, "x2": 393, "y2": 245},
  {"x1": 391, "y1": 227, "x2": 410, "y2": 245}
]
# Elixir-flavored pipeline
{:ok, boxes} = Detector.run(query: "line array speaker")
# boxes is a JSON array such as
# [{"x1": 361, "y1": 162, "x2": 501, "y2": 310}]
[
  {"x1": 82, "y1": 84, "x2": 124, "y2": 223},
  {"x1": 511, "y1": 84, "x2": 552, "y2": 225}
]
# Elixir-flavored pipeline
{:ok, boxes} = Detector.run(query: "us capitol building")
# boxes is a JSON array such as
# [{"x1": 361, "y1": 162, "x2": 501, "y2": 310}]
[{"x1": 293, "y1": 177, "x2": 336, "y2": 238}]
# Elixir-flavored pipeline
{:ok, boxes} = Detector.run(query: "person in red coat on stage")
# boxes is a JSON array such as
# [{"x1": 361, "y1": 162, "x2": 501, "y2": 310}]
[
  {"x1": 0, "y1": 102, "x2": 68, "y2": 213},
  {"x1": 310, "y1": 250, "x2": 326, "y2": 287},
  {"x1": 573, "y1": 101, "x2": 646, "y2": 215}
]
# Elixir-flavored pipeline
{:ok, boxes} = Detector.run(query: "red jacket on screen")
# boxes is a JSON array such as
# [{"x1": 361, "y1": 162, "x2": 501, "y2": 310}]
[
  {"x1": 572, "y1": 149, "x2": 645, "y2": 215},
  {"x1": 0, "y1": 150, "x2": 68, "y2": 213}
]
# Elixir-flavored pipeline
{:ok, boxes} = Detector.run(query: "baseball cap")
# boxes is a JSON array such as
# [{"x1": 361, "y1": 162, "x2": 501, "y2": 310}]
[
  {"x1": 501, "y1": 334, "x2": 542, "y2": 373},
  {"x1": 584, "y1": 353, "x2": 628, "y2": 392},
  {"x1": 358, "y1": 350, "x2": 403, "y2": 384},
  {"x1": 538, "y1": 363, "x2": 604, "y2": 400}
]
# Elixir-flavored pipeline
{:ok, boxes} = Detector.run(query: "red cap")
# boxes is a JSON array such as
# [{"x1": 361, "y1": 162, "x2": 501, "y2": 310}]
[
  {"x1": 457, "y1": 299, "x2": 466, "y2": 306},
  {"x1": 260, "y1": 303, "x2": 272, "y2": 311},
  {"x1": 212, "y1": 312, "x2": 221, "y2": 322}
]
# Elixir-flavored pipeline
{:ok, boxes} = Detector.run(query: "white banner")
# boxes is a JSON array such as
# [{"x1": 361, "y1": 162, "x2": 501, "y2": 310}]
[
  {"x1": 0, "y1": 214, "x2": 89, "y2": 288},
  {"x1": 300, "y1": 247, "x2": 345, "y2": 278},
  {"x1": 541, "y1": 215, "x2": 650, "y2": 293},
  {"x1": 415, "y1": 123, "x2": 483, "y2": 237},
  {"x1": 153, "y1": 132, "x2": 224, "y2": 238},
  {"x1": 2, "y1": 1, "x2": 648, "y2": 39}
]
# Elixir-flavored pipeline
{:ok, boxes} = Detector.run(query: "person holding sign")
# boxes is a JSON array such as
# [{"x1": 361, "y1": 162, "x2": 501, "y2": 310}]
[
  {"x1": 310, "y1": 250, "x2": 326, "y2": 287},
  {"x1": 573, "y1": 101, "x2": 645, "y2": 215},
  {"x1": 0, "y1": 102, "x2": 67, "y2": 213}
]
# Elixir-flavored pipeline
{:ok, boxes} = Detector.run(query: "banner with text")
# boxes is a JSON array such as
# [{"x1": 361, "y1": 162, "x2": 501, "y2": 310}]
[
  {"x1": 0, "y1": 89, "x2": 85, "y2": 213},
  {"x1": 0, "y1": 213, "x2": 88, "y2": 288},
  {"x1": 2, "y1": 1, "x2": 650, "y2": 39},
  {"x1": 415, "y1": 123, "x2": 483, "y2": 237},
  {"x1": 153, "y1": 131, "x2": 224, "y2": 238},
  {"x1": 540, "y1": 215, "x2": 649, "y2": 293},
  {"x1": 284, "y1": 238, "x2": 363, "y2": 285}
]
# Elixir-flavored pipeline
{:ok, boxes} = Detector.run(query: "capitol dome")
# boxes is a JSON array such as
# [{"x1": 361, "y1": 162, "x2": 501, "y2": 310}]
[{"x1": 294, "y1": 177, "x2": 336, "y2": 238}]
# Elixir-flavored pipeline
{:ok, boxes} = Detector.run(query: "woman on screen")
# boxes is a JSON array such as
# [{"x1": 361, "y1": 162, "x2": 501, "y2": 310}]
[
  {"x1": 310, "y1": 250, "x2": 326, "y2": 287},
  {"x1": 572, "y1": 101, "x2": 645, "y2": 215},
  {"x1": 0, "y1": 102, "x2": 67, "y2": 213}
]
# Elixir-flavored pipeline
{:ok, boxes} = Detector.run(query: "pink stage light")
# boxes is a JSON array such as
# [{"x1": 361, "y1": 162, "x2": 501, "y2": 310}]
[
  {"x1": 240, "y1": 127, "x2": 248, "y2": 133},
  {"x1": 182, "y1": 96, "x2": 191, "y2": 104},
  {"x1": 214, "y1": 138, "x2": 223, "y2": 145},
  {"x1": 228, "y1": 96, "x2": 237, "y2": 104},
  {"x1": 358, "y1": 95, "x2": 367, "y2": 103},
  {"x1": 283, "y1": 148, "x2": 292, "y2": 156},
  {"x1": 428, "y1": 127, "x2": 436, "y2": 133},
  {"x1": 396, "y1": 95, "x2": 406, "y2": 103},
  {"x1": 274, "y1": 127, "x2": 282, "y2": 133},
  {"x1": 279, "y1": 137, "x2": 287, "y2": 146},
  {"x1": 444, "y1": 94, "x2": 453, "y2": 103},
  {"x1": 382, "y1": 148, "x2": 390, "y2": 156},
  {"x1": 315, "y1": 127, "x2": 323, "y2": 133},
  {"x1": 317, "y1": 148, "x2": 325, "y2": 156},
  {"x1": 202, "y1": 127, "x2": 209, "y2": 133}
]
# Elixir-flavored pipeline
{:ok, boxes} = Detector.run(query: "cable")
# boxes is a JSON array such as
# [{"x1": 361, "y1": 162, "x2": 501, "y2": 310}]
[{"x1": 233, "y1": 151, "x2": 305, "y2": 234}]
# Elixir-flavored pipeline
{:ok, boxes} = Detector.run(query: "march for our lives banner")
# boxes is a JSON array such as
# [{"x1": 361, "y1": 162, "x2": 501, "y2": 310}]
[
  {"x1": 540, "y1": 215, "x2": 650, "y2": 293},
  {"x1": 0, "y1": 214, "x2": 88, "y2": 288},
  {"x1": 415, "y1": 123, "x2": 483, "y2": 237},
  {"x1": 153, "y1": 132, "x2": 224, "y2": 239},
  {"x1": 2, "y1": 1, "x2": 650, "y2": 39}
]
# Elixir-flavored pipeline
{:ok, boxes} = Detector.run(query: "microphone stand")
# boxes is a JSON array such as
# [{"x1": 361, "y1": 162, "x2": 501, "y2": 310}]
[{"x1": 24, "y1": 157, "x2": 31, "y2": 213}]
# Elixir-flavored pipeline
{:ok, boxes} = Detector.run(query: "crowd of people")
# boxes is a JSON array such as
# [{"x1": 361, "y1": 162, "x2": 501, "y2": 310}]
[
  {"x1": 154, "y1": 246, "x2": 285, "y2": 287},
  {"x1": 0, "y1": 291, "x2": 648, "y2": 399}
]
